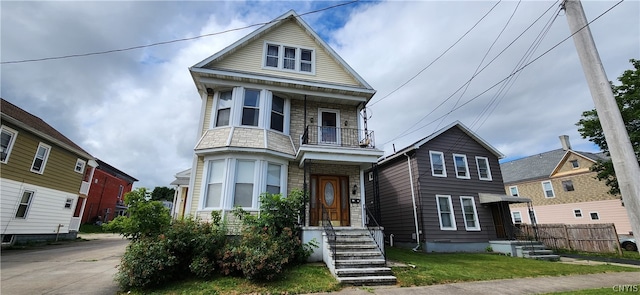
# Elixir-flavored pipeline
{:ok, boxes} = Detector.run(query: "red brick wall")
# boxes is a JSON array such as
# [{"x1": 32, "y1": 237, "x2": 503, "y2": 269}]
[{"x1": 81, "y1": 168, "x2": 134, "y2": 224}]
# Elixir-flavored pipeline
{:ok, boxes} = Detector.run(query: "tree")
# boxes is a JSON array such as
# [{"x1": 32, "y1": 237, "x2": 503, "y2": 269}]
[
  {"x1": 577, "y1": 58, "x2": 640, "y2": 195},
  {"x1": 150, "y1": 186, "x2": 175, "y2": 201},
  {"x1": 103, "y1": 187, "x2": 171, "y2": 240}
]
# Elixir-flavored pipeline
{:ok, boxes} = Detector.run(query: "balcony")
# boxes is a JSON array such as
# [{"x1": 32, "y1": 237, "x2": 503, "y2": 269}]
[
  {"x1": 296, "y1": 125, "x2": 383, "y2": 168},
  {"x1": 302, "y1": 125, "x2": 376, "y2": 149}
]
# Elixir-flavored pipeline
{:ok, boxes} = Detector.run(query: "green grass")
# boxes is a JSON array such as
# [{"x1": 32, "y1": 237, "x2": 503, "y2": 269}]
[
  {"x1": 556, "y1": 249, "x2": 640, "y2": 260},
  {"x1": 385, "y1": 247, "x2": 638, "y2": 287},
  {"x1": 123, "y1": 248, "x2": 639, "y2": 294},
  {"x1": 543, "y1": 287, "x2": 623, "y2": 294}
]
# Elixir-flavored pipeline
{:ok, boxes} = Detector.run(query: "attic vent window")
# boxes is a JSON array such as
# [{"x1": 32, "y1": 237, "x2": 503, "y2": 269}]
[{"x1": 263, "y1": 42, "x2": 315, "y2": 74}]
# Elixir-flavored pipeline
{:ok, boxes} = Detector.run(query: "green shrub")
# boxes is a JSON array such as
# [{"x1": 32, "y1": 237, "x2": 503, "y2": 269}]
[
  {"x1": 103, "y1": 188, "x2": 171, "y2": 240},
  {"x1": 115, "y1": 237, "x2": 178, "y2": 289}
]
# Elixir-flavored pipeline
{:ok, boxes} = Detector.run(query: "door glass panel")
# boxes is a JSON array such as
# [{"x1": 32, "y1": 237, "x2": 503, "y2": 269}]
[
  {"x1": 324, "y1": 182, "x2": 334, "y2": 206},
  {"x1": 321, "y1": 112, "x2": 337, "y2": 143}
]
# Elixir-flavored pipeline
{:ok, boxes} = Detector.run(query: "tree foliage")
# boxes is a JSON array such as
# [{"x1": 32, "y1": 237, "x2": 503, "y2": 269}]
[
  {"x1": 150, "y1": 186, "x2": 175, "y2": 201},
  {"x1": 576, "y1": 58, "x2": 640, "y2": 195},
  {"x1": 103, "y1": 187, "x2": 171, "y2": 240}
]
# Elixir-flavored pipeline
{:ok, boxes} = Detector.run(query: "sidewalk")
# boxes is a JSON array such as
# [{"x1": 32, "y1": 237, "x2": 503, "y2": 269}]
[{"x1": 310, "y1": 272, "x2": 640, "y2": 295}]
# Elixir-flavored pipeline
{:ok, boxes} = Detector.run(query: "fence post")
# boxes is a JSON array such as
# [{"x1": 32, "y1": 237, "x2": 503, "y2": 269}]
[
  {"x1": 563, "y1": 224, "x2": 572, "y2": 250},
  {"x1": 612, "y1": 223, "x2": 622, "y2": 256}
]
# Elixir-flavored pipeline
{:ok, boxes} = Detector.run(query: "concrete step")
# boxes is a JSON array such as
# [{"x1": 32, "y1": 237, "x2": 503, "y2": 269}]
[
  {"x1": 337, "y1": 275, "x2": 397, "y2": 286},
  {"x1": 335, "y1": 251, "x2": 384, "y2": 260},
  {"x1": 335, "y1": 267, "x2": 393, "y2": 277},
  {"x1": 527, "y1": 254, "x2": 561, "y2": 261},
  {"x1": 335, "y1": 244, "x2": 378, "y2": 250},
  {"x1": 523, "y1": 249, "x2": 554, "y2": 256},
  {"x1": 335, "y1": 259, "x2": 386, "y2": 268}
]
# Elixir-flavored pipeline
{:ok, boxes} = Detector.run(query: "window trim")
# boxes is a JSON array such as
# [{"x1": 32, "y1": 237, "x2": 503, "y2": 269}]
[
  {"x1": 509, "y1": 186, "x2": 519, "y2": 197},
  {"x1": 30, "y1": 142, "x2": 51, "y2": 174},
  {"x1": 573, "y1": 209, "x2": 583, "y2": 218},
  {"x1": 318, "y1": 108, "x2": 341, "y2": 145},
  {"x1": 203, "y1": 159, "x2": 227, "y2": 210},
  {"x1": 265, "y1": 162, "x2": 285, "y2": 195},
  {"x1": 213, "y1": 89, "x2": 234, "y2": 127},
  {"x1": 270, "y1": 94, "x2": 285, "y2": 132},
  {"x1": 460, "y1": 196, "x2": 480, "y2": 231},
  {"x1": 74, "y1": 159, "x2": 86, "y2": 174},
  {"x1": 541, "y1": 180, "x2": 555, "y2": 198},
  {"x1": 436, "y1": 195, "x2": 456, "y2": 231},
  {"x1": 1, "y1": 125, "x2": 18, "y2": 164},
  {"x1": 512, "y1": 211, "x2": 523, "y2": 224},
  {"x1": 262, "y1": 41, "x2": 316, "y2": 75},
  {"x1": 240, "y1": 88, "x2": 261, "y2": 127},
  {"x1": 475, "y1": 156, "x2": 492, "y2": 181},
  {"x1": 429, "y1": 151, "x2": 447, "y2": 177},
  {"x1": 453, "y1": 154, "x2": 470, "y2": 179},
  {"x1": 589, "y1": 211, "x2": 600, "y2": 220},
  {"x1": 570, "y1": 160, "x2": 579, "y2": 169},
  {"x1": 15, "y1": 190, "x2": 35, "y2": 219},
  {"x1": 64, "y1": 197, "x2": 74, "y2": 209}
]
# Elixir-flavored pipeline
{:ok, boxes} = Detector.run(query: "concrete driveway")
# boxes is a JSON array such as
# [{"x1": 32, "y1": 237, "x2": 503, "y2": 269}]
[{"x1": 1, "y1": 233, "x2": 129, "y2": 295}]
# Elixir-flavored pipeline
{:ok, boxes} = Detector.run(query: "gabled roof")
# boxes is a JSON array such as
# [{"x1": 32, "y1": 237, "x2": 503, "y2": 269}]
[
  {"x1": 500, "y1": 148, "x2": 607, "y2": 184},
  {"x1": 170, "y1": 168, "x2": 191, "y2": 186},
  {"x1": 96, "y1": 159, "x2": 138, "y2": 184},
  {"x1": 379, "y1": 121, "x2": 504, "y2": 165},
  {"x1": 190, "y1": 10, "x2": 374, "y2": 96},
  {"x1": 1, "y1": 98, "x2": 93, "y2": 159}
]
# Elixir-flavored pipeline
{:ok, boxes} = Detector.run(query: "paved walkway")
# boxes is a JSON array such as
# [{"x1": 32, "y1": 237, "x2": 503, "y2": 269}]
[{"x1": 311, "y1": 271, "x2": 640, "y2": 295}]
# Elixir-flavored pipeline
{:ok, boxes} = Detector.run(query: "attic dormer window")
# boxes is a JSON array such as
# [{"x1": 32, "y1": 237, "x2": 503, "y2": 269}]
[{"x1": 263, "y1": 42, "x2": 315, "y2": 74}]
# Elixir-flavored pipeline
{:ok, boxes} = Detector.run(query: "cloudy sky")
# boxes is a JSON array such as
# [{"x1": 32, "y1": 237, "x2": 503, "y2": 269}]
[{"x1": 2, "y1": 1, "x2": 638, "y2": 189}]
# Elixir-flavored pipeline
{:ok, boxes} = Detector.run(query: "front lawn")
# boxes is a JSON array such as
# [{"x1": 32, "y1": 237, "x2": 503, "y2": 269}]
[
  {"x1": 134, "y1": 247, "x2": 638, "y2": 294},
  {"x1": 386, "y1": 247, "x2": 638, "y2": 287}
]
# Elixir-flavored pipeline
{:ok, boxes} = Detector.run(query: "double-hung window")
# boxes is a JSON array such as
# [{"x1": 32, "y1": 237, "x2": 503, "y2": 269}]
[
  {"x1": 216, "y1": 90, "x2": 233, "y2": 127},
  {"x1": 460, "y1": 196, "x2": 480, "y2": 231},
  {"x1": 205, "y1": 160, "x2": 225, "y2": 208},
  {"x1": 1, "y1": 126, "x2": 18, "y2": 163},
  {"x1": 31, "y1": 143, "x2": 51, "y2": 174},
  {"x1": 512, "y1": 211, "x2": 522, "y2": 224},
  {"x1": 509, "y1": 186, "x2": 519, "y2": 197},
  {"x1": 430, "y1": 151, "x2": 447, "y2": 177},
  {"x1": 266, "y1": 163, "x2": 282, "y2": 194},
  {"x1": 264, "y1": 43, "x2": 314, "y2": 73},
  {"x1": 241, "y1": 89, "x2": 260, "y2": 126},
  {"x1": 476, "y1": 156, "x2": 492, "y2": 181},
  {"x1": 270, "y1": 95, "x2": 285, "y2": 132},
  {"x1": 16, "y1": 190, "x2": 35, "y2": 218},
  {"x1": 234, "y1": 160, "x2": 256, "y2": 207},
  {"x1": 542, "y1": 181, "x2": 555, "y2": 198},
  {"x1": 74, "y1": 159, "x2": 86, "y2": 174},
  {"x1": 453, "y1": 154, "x2": 470, "y2": 179},
  {"x1": 436, "y1": 195, "x2": 456, "y2": 230}
]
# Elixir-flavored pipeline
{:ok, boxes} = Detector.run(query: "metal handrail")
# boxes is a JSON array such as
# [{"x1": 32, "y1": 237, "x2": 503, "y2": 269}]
[
  {"x1": 365, "y1": 205, "x2": 386, "y2": 264},
  {"x1": 321, "y1": 205, "x2": 336, "y2": 263}
]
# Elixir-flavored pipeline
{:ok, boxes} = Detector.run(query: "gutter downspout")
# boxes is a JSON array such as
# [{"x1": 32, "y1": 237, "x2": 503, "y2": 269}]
[{"x1": 405, "y1": 153, "x2": 420, "y2": 251}]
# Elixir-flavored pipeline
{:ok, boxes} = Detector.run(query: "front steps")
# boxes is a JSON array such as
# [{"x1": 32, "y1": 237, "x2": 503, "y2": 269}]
[
  {"x1": 490, "y1": 240, "x2": 560, "y2": 261},
  {"x1": 327, "y1": 228, "x2": 396, "y2": 286}
]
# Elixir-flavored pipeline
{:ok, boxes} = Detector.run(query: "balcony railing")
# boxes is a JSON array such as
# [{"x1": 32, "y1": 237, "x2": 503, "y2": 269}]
[{"x1": 302, "y1": 125, "x2": 376, "y2": 148}]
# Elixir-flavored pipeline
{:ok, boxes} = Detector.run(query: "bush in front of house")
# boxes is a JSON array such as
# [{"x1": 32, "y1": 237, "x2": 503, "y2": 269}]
[
  {"x1": 115, "y1": 190, "x2": 315, "y2": 290},
  {"x1": 103, "y1": 188, "x2": 171, "y2": 240}
]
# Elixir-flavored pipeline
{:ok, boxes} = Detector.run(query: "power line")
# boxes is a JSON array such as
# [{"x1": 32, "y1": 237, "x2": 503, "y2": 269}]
[
  {"x1": 1, "y1": 1, "x2": 358, "y2": 65},
  {"x1": 367, "y1": 1, "x2": 502, "y2": 107},
  {"x1": 378, "y1": 0, "x2": 624, "y2": 149}
]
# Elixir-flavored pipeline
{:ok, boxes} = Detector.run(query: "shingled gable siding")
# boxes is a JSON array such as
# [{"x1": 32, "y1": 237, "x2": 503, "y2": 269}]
[
  {"x1": 0, "y1": 123, "x2": 84, "y2": 194},
  {"x1": 365, "y1": 154, "x2": 420, "y2": 244},
  {"x1": 414, "y1": 127, "x2": 504, "y2": 243}
]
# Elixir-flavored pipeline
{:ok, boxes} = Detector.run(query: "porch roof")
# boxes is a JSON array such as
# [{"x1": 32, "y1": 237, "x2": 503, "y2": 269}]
[{"x1": 478, "y1": 193, "x2": 531, "y2": 204}]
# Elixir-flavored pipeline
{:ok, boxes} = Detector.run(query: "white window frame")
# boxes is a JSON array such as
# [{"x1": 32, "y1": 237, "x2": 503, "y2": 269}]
[
  {"x1": 203, "y1": 159, "x2": 227, "y2": 209},
  {"x1": 436, "y1": 195, "x2": 456, "y2": 230},
  {"x1": 270, "y1": 94, "x2": 285, "y2": 133},
  {"x1": 589, "y1": 211, "x2": 600, "y2": 220},
  {"x1": 30, "y1": 142, "x2": 51, "y2": 174},
  {"x1": 368, "y1": 172, "x2": 374, "y2": 181},
  {"x1": 74, "y1": 159, "x2": 86, "y2": 174},
  {"x1": 460, "y1": 196, "x2": 480, "y2": 231},
  {"x1": 1, "y1": 125, "x2": 18, "y2": 164},
  {"x1": 541, "y1": 181, "x2": 555, "y2": 198},
  {"x1": 265, "y1": 162, "x2": 285, "y2": 195},
  {"x1": 213, "y1": 89, "x2": 234, "y2": 127},
  {"x1": 574, "y1": 209, "x2": 583, "y2": 218},
  {"x1": 475, "y1": 156, "x2": 492, "y2": 181},
  {"x1": 262, "y1": 41, "x2": 315, "y2": 74},
  {"x1": 512, "y1": 211, "x2": 522, "y2": 224},
  {"x1": 240, "y1": 89, "x2": 261, "y2": 127},
  {"x1": 64, "y1": 197, "x2": 74, "y2": 209},
  {"x1": 509, "y1": 186, "x2": 519, "y2": 197},
  {"x1": 15, "y1": 190, "x2": 35, "y2": 219},
  {"x1": 429, "y1": 151, "x2": 447, "y2": 177},
  {"x1": 453, "y1": 154, "x2": 470, "y2": 179},
  {"x1": 318, "y1": 108, "x2": 341, "y2": 145},
  {"x1": 233, "y1": 159, "x2": 258, "y2": 208}
]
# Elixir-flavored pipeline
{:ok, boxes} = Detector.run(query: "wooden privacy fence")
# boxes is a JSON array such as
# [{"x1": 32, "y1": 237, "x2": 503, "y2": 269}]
[{"x1": 520, "y1": 223, "x2": 621, "y2": 254}]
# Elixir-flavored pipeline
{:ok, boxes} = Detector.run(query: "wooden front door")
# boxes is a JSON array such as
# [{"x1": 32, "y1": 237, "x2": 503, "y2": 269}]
[
  {"x1": 491, "y1": 204, "x2": 507, "y2": 239},
  {"x1": 309, "y1": 175, "x2": 350, "y2": 226}
]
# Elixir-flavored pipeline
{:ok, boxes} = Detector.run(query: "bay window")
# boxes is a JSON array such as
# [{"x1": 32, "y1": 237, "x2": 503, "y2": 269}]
[
  {"x1": 234, "y1": 160, "x2": 256, "y2": 207},
  {"x1": 270, "y1": 95, "x2": 284, "y2": 132},
  {"x1": 241, "y1": 89, "x2": 260, "y2": 126},
  {"x1": 216, "y1": 91, "x2": 233, "y2": 127},
  {"x1": 205, "y1": 160, "x2": 225, "y2": 208},
  {"x1": 266, "y1": 163, "x2": 281, "y2": 194}
]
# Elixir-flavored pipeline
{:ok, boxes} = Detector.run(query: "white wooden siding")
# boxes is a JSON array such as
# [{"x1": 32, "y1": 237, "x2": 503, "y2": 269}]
[
  {"x1": 190, "y1": 157, "x2": 205, "y2": 214},
  {"x1": 209, "y1": 20, "x2": 360, "y2": 87},
  {"x1": 1, "y1": 178, "x2": 77, "y2": 235}
]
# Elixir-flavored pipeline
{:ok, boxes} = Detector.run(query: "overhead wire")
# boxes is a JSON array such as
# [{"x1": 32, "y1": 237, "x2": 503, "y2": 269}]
[
  {"x1": 366, "y1": 1, "x2": 502, "y2": 107},
  {"x1": 0, "y1": 0, "x2": 358, "y2": 65}
]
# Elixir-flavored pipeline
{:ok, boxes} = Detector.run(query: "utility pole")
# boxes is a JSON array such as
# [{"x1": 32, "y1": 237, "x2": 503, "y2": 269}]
[{"x1": 563, "y1": 0, "x2": 640, "y2": 252}]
